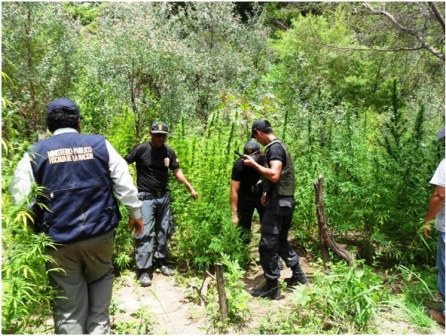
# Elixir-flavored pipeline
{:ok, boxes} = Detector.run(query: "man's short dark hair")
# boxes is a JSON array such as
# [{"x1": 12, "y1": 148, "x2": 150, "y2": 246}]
[{"x1": 46, "y1": 109, "x2": 79, "y2": 133}]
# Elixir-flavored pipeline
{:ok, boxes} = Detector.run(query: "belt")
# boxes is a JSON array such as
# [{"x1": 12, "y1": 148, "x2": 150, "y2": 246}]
[
  {"x1": 267, "y1": 189, "x2": 293, "y2": 199},
  {"x1": 138, "y1": 190, "x2": 168, "y2": 200}
]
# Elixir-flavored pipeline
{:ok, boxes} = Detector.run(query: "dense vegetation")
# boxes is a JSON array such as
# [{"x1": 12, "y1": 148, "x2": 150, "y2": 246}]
[{"x1": 2, "y1": 2, "x2": 444, "y2": 334}]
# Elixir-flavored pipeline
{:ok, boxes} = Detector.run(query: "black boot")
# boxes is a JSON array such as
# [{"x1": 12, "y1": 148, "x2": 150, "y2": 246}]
[
  {"x1": 285, "y1": 263, "x2": 308, "y2": 287},
  {"x1": 138, "y1": 269, "x2": 152, "y2": 287},
  {"x1": 250, "y1": 280, "x2": 280, "y2": 299}
]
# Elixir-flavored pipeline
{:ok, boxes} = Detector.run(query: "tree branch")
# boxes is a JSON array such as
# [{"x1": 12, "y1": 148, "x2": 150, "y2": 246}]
[
  {"x1": 308, "y1": 20, "x2": 425, "y2": 54},
  {"x1": 272, "y1": 18, "x2": 290, "y2": 31},
  {"x1": 428, "y1": 2, "x2": 445, "y2": 31},
  {"x1": 363, "y1": 2, "x2": 444, "y2": 62}
]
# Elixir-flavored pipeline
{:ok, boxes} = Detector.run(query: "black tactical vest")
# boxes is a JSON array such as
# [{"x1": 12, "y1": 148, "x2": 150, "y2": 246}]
[{"x1": 263, "y1": 139, "x2": 295, "y2": 197}]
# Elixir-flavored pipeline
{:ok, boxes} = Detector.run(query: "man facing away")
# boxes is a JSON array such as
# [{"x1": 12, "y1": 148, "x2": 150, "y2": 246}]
[
  {"x1": 423, "y1": 127, "x2": 445, "y2": 326},
  {"x1": 242, "y1": 119, "x2": 308, "y2": 299},
  {"x1": 231, "y1": 140, "x2": 265, "y2": 244},
  {"x1": 9, "y1": 98, "x2": 143, "y2": 334},
  {"x1": 125, "y1": 121, "x2": 198, "y2": 287}
]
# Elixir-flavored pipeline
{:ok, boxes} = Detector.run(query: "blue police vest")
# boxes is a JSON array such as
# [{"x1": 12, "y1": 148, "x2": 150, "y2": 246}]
[{"x1": 30, "y1": 132, "x2": 121, "y2": 243}]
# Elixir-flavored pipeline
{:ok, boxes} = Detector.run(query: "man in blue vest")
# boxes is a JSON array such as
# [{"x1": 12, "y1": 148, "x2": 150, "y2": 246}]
[
  {"x1": 10, "y1": 98, "x2": 143, "y2": 334},
  {"x1": 243, "y1": 119, "x2": 308, "y2": 299}
]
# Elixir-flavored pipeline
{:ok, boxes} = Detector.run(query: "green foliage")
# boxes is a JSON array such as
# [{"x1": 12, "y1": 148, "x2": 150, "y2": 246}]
[
  {"x1": 112, "y1": 205, "x2": 136, "y2": 272},
  {"x1": 76, "y1": 1, "x2": 270, "y2": 138},
  {"x1": 2, "y1": 2, "x2": 445, "y2": 333},
  {"x1": 255, "y1": 261, "x2": 388, "y2": 334},
  {"x1": 264, "y1": 20, "x2": 441, "y2": 262},
  {"x1": 167, "y1": 110, "x2": 257, "y2": 270},
  {"x1": 2, "y1": 2, "x2": 81, "y2": 138},
  {"x1": 64, "y1": 2, "x2": 102, "y2": 29},
  {"x1": 267, "y1": 8, "x2": 376, "y2": 110},
  {"x1": 219, "y1": 257, "x2": 250, "y2": 325},
  {"x1": 2, "y1": 231, "x2": 56, "y2": 334},
  {"x1": 106, "y1": 108, "x2": 139, "y2": 154},
  {"x1": 371, "y1": 80, "x2": 439, "y2": 261},
  {"x1": 2, "y1": 165, "x2": 58, "y2": 334},
  {"x1": 110, "y1": 301, "x2": 155, "y2": 334},
  {"x1": 204, "y1": 256, "x2": 250, "y2": 332},
  {"x1": 381, "y1": 265, "x2": 439, "y2": 333}
]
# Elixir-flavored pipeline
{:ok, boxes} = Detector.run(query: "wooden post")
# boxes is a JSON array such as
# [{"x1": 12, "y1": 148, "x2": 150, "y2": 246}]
[
  {"x1": 314, "y1": 174, "x2": 353, "y2": 267},
  {"x1": 215, "y1": 263, "x2": 228, "y2": 324}
]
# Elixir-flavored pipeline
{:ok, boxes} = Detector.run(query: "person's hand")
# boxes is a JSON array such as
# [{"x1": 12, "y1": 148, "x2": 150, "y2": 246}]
[
  {"x1": 242, "y1": 155, "x2": 255, "y2": 167},
  {"x1": 261, "y1": 192, "x2": 267, "y2": 206},
  {"x1": 423, "y1": 222, "x2": 433, "y2": 239},
  {"x1": 232, "y1": 212, "x2": 238, "y2": 225},
  {"x1": 129, "y1": 217, "x2": 143, "y2": 237},
  {"x1": 190, "y1": 188, "x2": 199, "y2": 200}
]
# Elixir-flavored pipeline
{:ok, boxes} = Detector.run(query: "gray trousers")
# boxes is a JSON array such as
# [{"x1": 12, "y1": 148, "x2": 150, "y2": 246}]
[
  {"x1": 135, "y1": 192, "x2": 172, "y2": 270},
  {"x1": 46, "y1": 231, "x2": 115, "y2": 334}
]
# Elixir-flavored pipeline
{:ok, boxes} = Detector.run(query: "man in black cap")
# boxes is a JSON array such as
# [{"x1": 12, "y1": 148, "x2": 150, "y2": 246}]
[
  {"x1": 243, "y1": 119, "x2": 308, "y2": 299},
  {"x1": 9, "y1": 98, "x2": 143, "y2": 334},
  {"x1": 125, "y1": 121, "x2": 198, "y2": 287},
  {"x1": 231, "y1": 140, "x2": 265, "y2": 244}
]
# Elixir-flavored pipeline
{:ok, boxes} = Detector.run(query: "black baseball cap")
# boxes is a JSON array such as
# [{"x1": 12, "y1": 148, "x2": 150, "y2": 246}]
[
  {"x1": 243, "y1": 140, "x2": 260, "y2": 154},
  {"x1": 151, "y1": 122, "x2": 169, "y2": 134},
  {"x1": 46, "y1": 98, "x2": 81, "y2": 116},
  {"x1": 251, "y1": 119, "x2": 272, "y2": 138}
]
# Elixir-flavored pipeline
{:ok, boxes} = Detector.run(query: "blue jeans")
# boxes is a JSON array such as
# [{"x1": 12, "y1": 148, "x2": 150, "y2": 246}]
[
  {"x1": 135, "y1": 192, "x2": 172, "y2": 270},
  {"x1": 437, "y1": 231, "x2": 445, "y2": 315}
]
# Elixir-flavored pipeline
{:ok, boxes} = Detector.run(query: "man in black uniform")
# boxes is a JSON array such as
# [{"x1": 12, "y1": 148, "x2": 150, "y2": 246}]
[
  {"x1": 125, "y1": 122, "x2": 198, "y2": 287},
  {"x1": 231, "y1": 140, "x2": 265, "y2": 244},
  {"x1": 243, "y1": 119, "x2": 308, "y2": 299}
]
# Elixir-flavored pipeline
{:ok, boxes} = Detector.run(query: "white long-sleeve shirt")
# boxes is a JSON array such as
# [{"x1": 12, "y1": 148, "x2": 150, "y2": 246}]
[
  {"x1": 430, "y1": 159, "x2": 445, "y2": 233},
  {"x1": 9, "y1": 128, "x2": 142, "y2": 218}
]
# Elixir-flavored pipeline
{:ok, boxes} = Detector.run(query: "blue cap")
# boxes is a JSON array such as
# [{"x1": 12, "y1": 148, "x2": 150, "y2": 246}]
[
  {"x1": 46, "y1": 98, "x2": 80, "y2": 116},
  {"x1": 436, "y1": 127, "x2": 445, "y2": 139}
]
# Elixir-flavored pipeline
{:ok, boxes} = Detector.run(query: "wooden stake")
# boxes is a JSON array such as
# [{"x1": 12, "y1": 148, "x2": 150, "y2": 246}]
[{"x1": 215, "y1": 263, "x2": 228, "y2": 324}]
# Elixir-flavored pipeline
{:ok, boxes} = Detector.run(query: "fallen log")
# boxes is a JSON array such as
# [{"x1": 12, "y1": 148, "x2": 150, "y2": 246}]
[{"x1": 314, "y1": 174, "x2": 353, "y2": 267}]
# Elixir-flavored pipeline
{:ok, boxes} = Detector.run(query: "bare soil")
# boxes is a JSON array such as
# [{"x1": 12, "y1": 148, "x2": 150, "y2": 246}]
[
  {"x1": 38, "y1": 225, "x2": 444, "y2": 334},
  {"x1": 111, "y1": 256, "x2": 306, "y2": 335},
  {"x1": 112, "y1": 235, "x2": 445, "y2": 335},
  {"x1": 113, "y1": 270, "x2": 208, "y2": 334}
]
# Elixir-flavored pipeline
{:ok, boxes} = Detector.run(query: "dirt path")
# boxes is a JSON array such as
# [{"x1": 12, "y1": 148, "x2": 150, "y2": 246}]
[
  {"x1": 113, "y1": 259, "x2": 445, "y2": 335},
  {"x1": 111, "y1": 258, "x2": 299, "y2": 335},
  {"x1": 111, "y1": 224, "x2": 445, "y2": 335},
  {"x1": 112, "y1": 270, "x2": 208, "y2": 334}
]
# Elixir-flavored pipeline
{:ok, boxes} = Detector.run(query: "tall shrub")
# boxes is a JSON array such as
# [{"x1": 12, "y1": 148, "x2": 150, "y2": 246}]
[
  {"x1": 2, "y1": 140, "x2": 57, "y2": 334},
  {"x1": 168, "y1": 110, "x2": 251, "y2": 270}
]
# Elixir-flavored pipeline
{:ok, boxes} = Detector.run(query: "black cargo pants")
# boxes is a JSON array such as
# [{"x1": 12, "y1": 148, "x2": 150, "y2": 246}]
[{"x1": 259, "y1": 196, "x2": 300, "y2": 281}]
